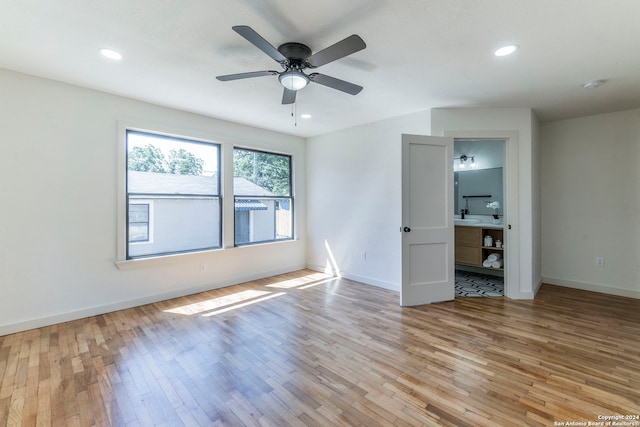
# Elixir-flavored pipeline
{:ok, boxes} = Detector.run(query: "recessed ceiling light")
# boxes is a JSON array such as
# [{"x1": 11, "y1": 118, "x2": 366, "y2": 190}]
[
  {"x1": 99, "y1": 48, "x2": 123, "y2": 60},
  {"x1": 301, "y1": 114, "x2": 312, "y2": 119},
  {"x1": 494, "y1": 45, "x2": 518, "y2": 57},
  {"x1": 582, "y1": 79, "x2": 606, "y2": 89}
]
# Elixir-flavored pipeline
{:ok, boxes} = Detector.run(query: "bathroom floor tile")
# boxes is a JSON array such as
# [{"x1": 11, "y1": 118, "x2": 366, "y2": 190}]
[{"x1": 455, "y1": 270, "x2": 504, "y2": 297}]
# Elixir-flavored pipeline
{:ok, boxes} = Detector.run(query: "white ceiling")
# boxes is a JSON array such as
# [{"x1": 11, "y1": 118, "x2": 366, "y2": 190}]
[{"x1": 2, "y1": 1, "x2": 640, "y2": 138}]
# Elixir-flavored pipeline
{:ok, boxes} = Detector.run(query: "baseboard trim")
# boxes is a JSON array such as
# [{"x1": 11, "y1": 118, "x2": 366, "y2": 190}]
[
  {"x1": 533, "y1": 278, "x2": 543, "y2": 296},
  {"x1": 542, "y1": 276, "x2": 640, "y2": 299},
  {"x1": 306, "y1": 264, "x2": 400, "y2": 292},
  {"x1": 306, "y1": 263, "x2": 336, "y2": 276},
  {"x1": 0, "y1": 264, "x2": 306, "y2": 337},
  {"x1": 341, "y1": 272, "x2": 399, "y2": 292}
]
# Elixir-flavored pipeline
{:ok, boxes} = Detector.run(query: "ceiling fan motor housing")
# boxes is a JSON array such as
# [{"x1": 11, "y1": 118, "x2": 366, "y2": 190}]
[{"x1": 277, "y1": 42, "x2": 312, "y2": 67}]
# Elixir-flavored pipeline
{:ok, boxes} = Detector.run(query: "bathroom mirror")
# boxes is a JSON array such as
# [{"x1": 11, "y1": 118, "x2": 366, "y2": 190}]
[{"x1": 454, "y1": 167, "x2": 503, "y2": 217}]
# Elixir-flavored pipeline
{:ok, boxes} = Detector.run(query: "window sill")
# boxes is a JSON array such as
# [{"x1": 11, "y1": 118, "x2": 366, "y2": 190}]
[
  {"x1": 114, "y1": 239, "x2": 299, "y2": 270},
  {"x1": 114, "y1": 248, "x2": 223, "y2": 270}
]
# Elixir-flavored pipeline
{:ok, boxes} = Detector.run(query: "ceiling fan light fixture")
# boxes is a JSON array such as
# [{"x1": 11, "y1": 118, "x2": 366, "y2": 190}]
[{"x1": 279, "y1": 70, "x2": 309, "y2": 91}]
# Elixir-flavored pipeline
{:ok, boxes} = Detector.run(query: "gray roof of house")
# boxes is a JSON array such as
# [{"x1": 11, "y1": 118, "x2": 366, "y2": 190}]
[
  {"x1": 128, "y1": 171, "x2": 273, "y2": 196},
  {"x1": 233, "y1": 176, "x2": 274, "y2": 196}
]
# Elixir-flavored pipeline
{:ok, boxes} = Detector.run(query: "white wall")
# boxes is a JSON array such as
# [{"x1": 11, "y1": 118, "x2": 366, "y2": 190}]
[
  {"x1": 541, "y1": 108, "x2": 640, "y2": 298},
  {"x1": 305, "y1": 111, "x2": 430, "y2": 291},
  {"x1": 431, "y1": 108, "x2": 541, "y2": 299},
  {"x1": 0, "y1": 68, "x2": 306, "y2": 335}
]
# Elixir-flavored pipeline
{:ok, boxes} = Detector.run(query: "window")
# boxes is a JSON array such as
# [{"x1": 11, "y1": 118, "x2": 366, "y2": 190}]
[
  {"x1": 126, "y1": 130, "x2": 221, "y2": 258},
  {"x1": 128, "y1": 203, "x2": 150, "y2": 242},
  {"x1": 233, "y1": 148, "x2": 293, "y2": 246}
]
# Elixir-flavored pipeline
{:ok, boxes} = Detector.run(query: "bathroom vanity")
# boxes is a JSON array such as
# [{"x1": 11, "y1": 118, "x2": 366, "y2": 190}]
[{"x1": 455, "y1": 224, "x2": 504, "y2": 270}]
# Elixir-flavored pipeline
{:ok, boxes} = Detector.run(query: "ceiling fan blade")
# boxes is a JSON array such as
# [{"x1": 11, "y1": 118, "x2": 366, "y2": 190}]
[
  {"x1": 309, "y1": 73, "x2": 363, "y2": 95},
  {"x1": 282, "y1": 88, "x2": 297, "y2": 105},
  {"x1": 232, "y1": 25, "x2": 287, "y2": 63},
  {"x1": 307, "y1": 34, "x2": 366, "y2": 68},
  {"x1": 216, "y1": 70, "x2": 278, "y2": 81}
]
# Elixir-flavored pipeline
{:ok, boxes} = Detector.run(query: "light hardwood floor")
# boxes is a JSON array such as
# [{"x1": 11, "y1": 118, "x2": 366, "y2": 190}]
[{"x1": 1, "y1": 270, "x2": 639, "y2": 426}]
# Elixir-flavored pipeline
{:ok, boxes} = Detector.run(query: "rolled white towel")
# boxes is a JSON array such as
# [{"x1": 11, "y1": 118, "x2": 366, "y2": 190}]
[
  {"x1": 487, "y1": 253, "x2": 502, "y2": 262},
  {"x1": 482, "y1": 259, "x2": 493, "y2": 268},
  {"x1": 491, "y1": 259, "x2": 504, "y2": 269}
]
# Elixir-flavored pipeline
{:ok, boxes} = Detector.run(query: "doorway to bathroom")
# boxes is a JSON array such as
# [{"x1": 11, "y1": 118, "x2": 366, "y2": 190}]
[{"x1": 453, "y1": 138, "x2": 506, "y2": 297}]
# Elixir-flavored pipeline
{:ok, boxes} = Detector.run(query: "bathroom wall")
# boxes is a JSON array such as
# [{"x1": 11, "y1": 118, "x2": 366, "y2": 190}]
[
  {"x1": 454, "y1": 139, "x2": 504, "y2": 170},
  {"x1": 455, "y1": 168, "x2": 503, "y2": 218}
]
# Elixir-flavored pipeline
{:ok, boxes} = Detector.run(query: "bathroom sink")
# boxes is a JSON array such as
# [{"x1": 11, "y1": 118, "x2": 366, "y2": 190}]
[{"x1": 455, "y1": 219, "x2": 480, "y2": 226}]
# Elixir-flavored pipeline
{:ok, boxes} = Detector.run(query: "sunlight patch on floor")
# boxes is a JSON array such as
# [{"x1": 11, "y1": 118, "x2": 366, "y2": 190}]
[
  {"x1": 200, "y1": 292, "x2": 286, "y2": 317},
  {"x1": 163, "y1": 270, "x2": 333, "y2": 317},
  {"x1": 266, "y1": 272, "x2": 330, "y2": 289},
  {"x1": 298, "y1": 277, "x2": 338, "y2": 290},
  {"x1": 164, "y1": 289, "x2": 271, "y2": 315}
]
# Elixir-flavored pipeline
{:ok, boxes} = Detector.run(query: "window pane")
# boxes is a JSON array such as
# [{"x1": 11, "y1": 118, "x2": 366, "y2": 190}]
[
  {"x1": 127, "y1": 131, "x2": 218, "y2": 196},
  {"x1": 233, "y1": 149, "x2": 291, "y2": 197},
  {"x1": 128, "y1": 197, "x2": 221, "y2": 258},
  {"x1": 126, "y1": 131, "x2": 221, "y2": 258},
  {"x1": 129, "y1": 223, "x2": 149, "y2": 242},
  {"x1": 275, "y1": 202, "x2": 292, "y2": 239},
  {"x1": 129, "y1": 204, "x2": 149, "y2": 222},
  {"x1": 233, "y1": 148, "x2": 293, "y2": 245}
]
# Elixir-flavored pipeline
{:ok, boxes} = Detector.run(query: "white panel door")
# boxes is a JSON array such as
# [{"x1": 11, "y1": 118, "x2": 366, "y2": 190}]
[{"x1": 401, "y1": 134, "x2": 454, "y2": 306}]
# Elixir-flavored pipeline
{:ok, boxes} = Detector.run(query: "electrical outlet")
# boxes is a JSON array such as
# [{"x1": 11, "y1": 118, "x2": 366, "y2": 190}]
[
  {"x1": 200, "y1": 263, "x2": 207, "y2": 272},
  {"x1": 595, "y1": 257, "x2": 605, "y2": 267}
]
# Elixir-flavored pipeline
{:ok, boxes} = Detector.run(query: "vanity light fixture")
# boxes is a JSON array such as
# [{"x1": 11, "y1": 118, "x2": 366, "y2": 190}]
[{"x1": 455, "y1": 154, "x2": 476, "y2": 169}]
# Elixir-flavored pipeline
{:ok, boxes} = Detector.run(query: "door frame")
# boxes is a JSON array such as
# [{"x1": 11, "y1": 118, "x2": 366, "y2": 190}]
[{"x1": 445, "y1": 130, "x2": 519, "y2": 299}]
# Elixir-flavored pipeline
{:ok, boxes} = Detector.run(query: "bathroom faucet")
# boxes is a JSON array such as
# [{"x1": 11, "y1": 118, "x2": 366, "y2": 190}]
[{"x1": 460, "y1": 209, "x2": 465, "y2": 219}]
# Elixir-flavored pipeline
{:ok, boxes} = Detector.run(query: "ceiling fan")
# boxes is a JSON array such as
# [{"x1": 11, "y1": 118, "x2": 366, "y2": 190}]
[{"x1": 216, "y1": 25, "x2": 366, "y2": 104}]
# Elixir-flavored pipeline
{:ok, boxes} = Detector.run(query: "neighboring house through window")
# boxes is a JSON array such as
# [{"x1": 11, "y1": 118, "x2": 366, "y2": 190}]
[
  {"x1": 126, "y1": 130, "x2": 221, "y2": 259},
  {"x1": 233, "y1": 148, "x2": 293, "y2": 246},
  {"x1": 128, "y1": 203, "x2": 151, "y2": 242}
]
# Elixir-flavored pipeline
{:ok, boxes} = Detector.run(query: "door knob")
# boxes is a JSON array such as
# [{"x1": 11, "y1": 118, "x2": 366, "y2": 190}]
[{"x1": 403, "y1": 227, "x2": 411, "y2": 232}]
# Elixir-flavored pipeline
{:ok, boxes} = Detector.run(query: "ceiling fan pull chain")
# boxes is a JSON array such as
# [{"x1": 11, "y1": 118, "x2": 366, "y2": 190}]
[{"x1": 294, "y1": 101, "x2": 298, "y2": 127}]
